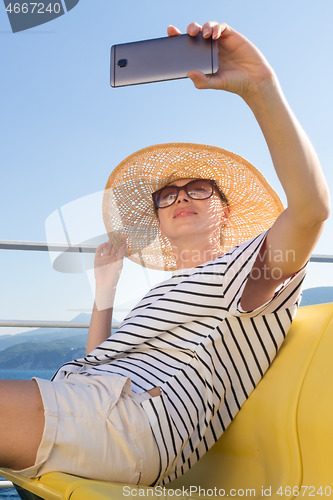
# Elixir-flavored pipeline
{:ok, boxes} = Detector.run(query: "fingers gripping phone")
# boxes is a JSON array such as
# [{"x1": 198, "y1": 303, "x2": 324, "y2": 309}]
[{"x1": 110, "y1": 33, "x2": 218, "y2": 87}]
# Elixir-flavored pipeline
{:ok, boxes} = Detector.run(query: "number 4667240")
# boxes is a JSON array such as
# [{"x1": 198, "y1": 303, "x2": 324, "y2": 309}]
[{"x1": 5, "y1": 3, "x2": 61, "y2": 14}]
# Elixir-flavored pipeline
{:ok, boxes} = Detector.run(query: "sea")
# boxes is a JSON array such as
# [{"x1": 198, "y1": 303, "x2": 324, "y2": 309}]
[{"x1": 0, "y1": 369, "x2": 54, "y2": 499}]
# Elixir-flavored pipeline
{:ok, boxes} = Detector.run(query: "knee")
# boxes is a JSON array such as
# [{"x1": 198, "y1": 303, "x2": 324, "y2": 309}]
[{"x1": 0, "y1": 380, "x2": 45, "y2": 470}]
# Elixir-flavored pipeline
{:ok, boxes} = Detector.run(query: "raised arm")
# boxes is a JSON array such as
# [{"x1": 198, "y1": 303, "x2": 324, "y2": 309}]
[
  {"x1": 169, "y1": 22, "x2": 330, "y2": 309},
  {"x1": 86, "y1": 241, "x2": 125, "y2": 354}
]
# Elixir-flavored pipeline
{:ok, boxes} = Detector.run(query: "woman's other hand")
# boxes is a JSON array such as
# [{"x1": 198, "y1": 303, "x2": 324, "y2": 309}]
[{"x1": 94, "y1": 240, "x2": 126, "y2": 310}]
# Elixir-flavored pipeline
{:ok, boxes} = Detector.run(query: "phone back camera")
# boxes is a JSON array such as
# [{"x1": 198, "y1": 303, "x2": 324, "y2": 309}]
[{"x1": 117, "y1": 59, "x2": 128, "y2": 68}]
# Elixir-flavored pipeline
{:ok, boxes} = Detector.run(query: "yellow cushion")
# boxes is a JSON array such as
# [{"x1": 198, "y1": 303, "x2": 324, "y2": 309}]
[
  {"x1": 297, "y1": 305, "x2": 333, "y2": 489},
  {"x1": 1, "y1": 303, "x2": 333, "y2": 499},
  {"x1": 169, "y1": 303, "x2": 333, "y2": 497}
]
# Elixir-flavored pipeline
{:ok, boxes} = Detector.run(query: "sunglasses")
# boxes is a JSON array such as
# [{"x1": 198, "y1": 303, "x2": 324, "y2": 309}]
[{"x1": 152, "y1": 179, "x2": 228, "y2": 209}]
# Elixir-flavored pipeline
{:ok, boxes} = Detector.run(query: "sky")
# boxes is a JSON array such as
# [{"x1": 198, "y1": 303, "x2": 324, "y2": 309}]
[{"x1": 0, "y1": 0, "x2": 332, "y2": 334}]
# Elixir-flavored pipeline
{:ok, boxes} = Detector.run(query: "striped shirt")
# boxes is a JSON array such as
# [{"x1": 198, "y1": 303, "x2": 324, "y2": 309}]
[{"x1": 53, "y1": 231, "x2": 306, "y2": 485}]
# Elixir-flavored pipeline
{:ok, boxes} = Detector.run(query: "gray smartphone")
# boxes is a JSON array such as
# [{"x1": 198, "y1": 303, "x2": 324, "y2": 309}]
[{"x1": 110, "y1": 33, "x2": 218, "y2": 88}]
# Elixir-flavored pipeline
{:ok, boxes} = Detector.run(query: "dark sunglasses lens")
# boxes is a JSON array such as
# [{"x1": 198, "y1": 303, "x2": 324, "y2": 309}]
[
  {"x1": 187, "y1": 180, "x2": 213, "y2": 199},
  {"x1": 154, "y1": 180, "x2": 215, "y2": 208},
  {"x1": 156, "y1": 186, "x2": 178, "y2": 208}
]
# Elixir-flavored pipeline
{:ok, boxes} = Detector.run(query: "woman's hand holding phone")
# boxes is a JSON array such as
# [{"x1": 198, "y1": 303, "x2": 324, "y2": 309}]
[{"x1": 168, "y1": 21, "x2": 277, "y2": 102}]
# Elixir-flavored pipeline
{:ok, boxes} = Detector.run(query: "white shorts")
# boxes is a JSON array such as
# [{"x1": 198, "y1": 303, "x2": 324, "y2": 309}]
[{"x1": 14, "y1": 374, "x2": 160, "y2": 486}]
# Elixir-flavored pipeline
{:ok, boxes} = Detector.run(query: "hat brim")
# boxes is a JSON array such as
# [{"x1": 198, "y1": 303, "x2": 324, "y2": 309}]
[{"x1": 103, "y1": 143, "x2": 284, "y2": 271}]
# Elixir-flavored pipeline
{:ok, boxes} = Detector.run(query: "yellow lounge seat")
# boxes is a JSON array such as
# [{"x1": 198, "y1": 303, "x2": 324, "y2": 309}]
[{"x1": 1, "y1": 303, "x2": 333, "y2": 500}]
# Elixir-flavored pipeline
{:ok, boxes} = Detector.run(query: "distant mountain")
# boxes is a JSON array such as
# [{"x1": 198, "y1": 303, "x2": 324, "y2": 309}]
[
  {"x1": 0, "y1": 335, "x2": 87, "y2": 370},
  {"x1": 0, "y1": 313, "x2": 122, "y2": 370},
  {"x1": 0, "y1": 313, "x2": 91, "y2": 352},
  {"x1": 70, "y1": 313, "x2": 92, "y2": 323}
]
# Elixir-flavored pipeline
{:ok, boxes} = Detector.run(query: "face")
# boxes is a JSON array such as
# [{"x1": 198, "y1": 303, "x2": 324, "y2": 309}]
[{"x1": 156, "y1": 178, "x2": 229, "y2": 247}]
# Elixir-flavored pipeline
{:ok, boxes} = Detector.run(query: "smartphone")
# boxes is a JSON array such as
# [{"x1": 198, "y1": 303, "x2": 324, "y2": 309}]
[{"x1": 110, "y1": 33, "x2": 218, "y2": 88}]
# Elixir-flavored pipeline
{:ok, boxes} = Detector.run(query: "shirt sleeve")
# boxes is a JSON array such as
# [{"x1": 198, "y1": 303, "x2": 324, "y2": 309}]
[{"x1": 223, "y1": 231, "x2": 307, "y2": 318}]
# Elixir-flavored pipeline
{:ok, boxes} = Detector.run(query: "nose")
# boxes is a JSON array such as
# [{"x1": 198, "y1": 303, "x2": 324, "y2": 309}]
[{"x1": 176, "y1": 187, "x2": 189, "y2": 203}]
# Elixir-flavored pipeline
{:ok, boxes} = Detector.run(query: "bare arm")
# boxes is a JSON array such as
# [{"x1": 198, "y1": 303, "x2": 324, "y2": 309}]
[
  {"x1": 86, "y1": 293, "x2": 114, "y2": 355},
  {"x1": 86, "y1": 241, "x2": 125, "y2": 354},
  {"x1": 169, "y1": 22, "x2": 330, "y2": 309},
  {"x1": 240, "y1": 82, "x2": 329, "y2": 309}
]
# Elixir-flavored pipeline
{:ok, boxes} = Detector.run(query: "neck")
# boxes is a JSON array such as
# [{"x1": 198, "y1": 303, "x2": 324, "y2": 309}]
[{"x1": 171, "y1": 240, "x2": 224, "y2": 269}]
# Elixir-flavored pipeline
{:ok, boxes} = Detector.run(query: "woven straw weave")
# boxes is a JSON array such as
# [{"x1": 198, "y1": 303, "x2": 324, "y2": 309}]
[{"x1": 103, "y1": 143, "x2": 284, "y2": 271}]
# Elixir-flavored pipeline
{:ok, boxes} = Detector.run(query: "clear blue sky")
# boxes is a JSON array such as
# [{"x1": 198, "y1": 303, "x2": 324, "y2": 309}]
[{"x1": 1, "y1": 0, "x2": 332, "y2": 332}]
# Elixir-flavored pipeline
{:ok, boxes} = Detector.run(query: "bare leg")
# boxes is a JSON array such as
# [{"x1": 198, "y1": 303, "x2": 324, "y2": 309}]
[{"x1": 0, "y1": 380, "x2": 44, "y2": 470}]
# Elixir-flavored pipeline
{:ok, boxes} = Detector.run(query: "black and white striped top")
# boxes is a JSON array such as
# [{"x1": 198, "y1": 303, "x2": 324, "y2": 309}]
[{"x1": 53, "y1": 231, "x2": 306, "y2": 485}]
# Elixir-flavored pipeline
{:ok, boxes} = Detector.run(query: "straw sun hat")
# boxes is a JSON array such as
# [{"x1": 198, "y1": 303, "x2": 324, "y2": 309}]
[{"x1": 102, "y1": 143, "x2": 284, "y2": 271}]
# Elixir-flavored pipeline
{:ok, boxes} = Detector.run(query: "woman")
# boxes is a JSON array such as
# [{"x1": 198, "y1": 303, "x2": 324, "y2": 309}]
[{"x1": 0, "y1": 21, "x2": 329, "y2": 487}]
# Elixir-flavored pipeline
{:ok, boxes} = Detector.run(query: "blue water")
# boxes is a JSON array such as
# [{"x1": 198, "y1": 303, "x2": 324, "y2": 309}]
[
  {"x1": 0, "y1": 369, "x2": 54, "y2": 381},
  {"x1": 0, "y1": 489, "x2": 19, "y2": 499},
  {"x1": 0, "y1": 369, "x2": 54, "y2": 498}
]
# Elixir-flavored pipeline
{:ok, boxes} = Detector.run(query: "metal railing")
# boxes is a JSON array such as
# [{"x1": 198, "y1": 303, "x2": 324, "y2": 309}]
[
  {"x1": 1, "y1": 239, "x2": 332, "y2": 262},
  {"x1": 0, "y1": 319, "x2": 120, "y2": 328},
  {"x1": 0, "y1": 240, "x2": 125, "y2": 329},
  {"x1": 0, "y1": 240, "x2": 97, "y2": 253},
  {"x1": 0, "y1": 239, "x2": 332, "y2": 329}
]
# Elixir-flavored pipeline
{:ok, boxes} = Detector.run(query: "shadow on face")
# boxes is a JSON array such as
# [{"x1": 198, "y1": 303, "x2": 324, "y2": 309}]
[{"x1": 155, "y1": 178, "x2": 230, "y2": 246}]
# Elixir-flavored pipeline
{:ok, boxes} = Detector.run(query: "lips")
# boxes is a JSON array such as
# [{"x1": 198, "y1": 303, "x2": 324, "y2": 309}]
[{"x1": 173, "y1": 209, "x2": 197, "y2": 218}]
